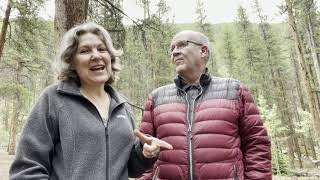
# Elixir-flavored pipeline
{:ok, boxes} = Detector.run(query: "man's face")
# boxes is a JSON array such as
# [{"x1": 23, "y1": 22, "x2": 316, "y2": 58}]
[{"x1": 169, "y1": 32, "x2": 207, "y2": 78}]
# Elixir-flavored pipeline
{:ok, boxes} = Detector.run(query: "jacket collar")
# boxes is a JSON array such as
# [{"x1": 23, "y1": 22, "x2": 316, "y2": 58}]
[
  {"x1": 174, "y1": 68, "x2": 211, "y2": 90},
  {"x1": 57, "y1": 79, "x2": 127, "y2": 104}
]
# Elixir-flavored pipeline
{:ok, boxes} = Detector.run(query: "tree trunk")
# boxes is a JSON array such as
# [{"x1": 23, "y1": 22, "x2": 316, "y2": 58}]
[
  {"x1": 8, "y1": 100, "x2": 20, "y2": 155},
  {"x1": 54, "y1": 0, "x2": 89, "y2": 49},
  {"x1": 287, "y1": 136, "x2": 295, "y2": 168},
  {"x1": 267, "y1": 64, "x2": 297, "y2": 168},
  {"x1": 302, "y1": 138, "x2": 309, "y2": 158},
  {"x1": 275, "y1": 70, "x2": 299, "y2": 168},
  {"x1": 142, "y1": 0, "x2": 150, "y2": 19},
  {"x1": 291, "y1": 47, "x2": 307, "y2": 110},
  {"x1": 274, "y1": 139, "x2": 282, "y2": 175},
  {"x1": 2, "y1": 100, "x2": 10, "y2": 131},
  {"x1": 293, "y1": 132, "x2": 303, "y2": 168},
  {"x1": 259, "y1": 28, "x2": 300, "y2": 166},
  {"x1": 285, "y1": 0, "x2": 320, "y2": 136},
  {"x1": 303, "y1": 0, "x2": 320, "y2": 86},
  {"x1": 8, "y1": 60, "x2": 24, "y2": 155},
  {"x1": 0, "y1": 0, "x2": 12, "y2": 61},
  {"x1": 292, "y1": 92, "x2": 310, "y2": 158},
  {"x1": 308, "y1": 129, "x2": 317, "y2": 159}
]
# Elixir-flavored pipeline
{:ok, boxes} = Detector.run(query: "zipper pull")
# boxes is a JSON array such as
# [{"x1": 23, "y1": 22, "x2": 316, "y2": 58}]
[{"x1": 188, "y1": 126, "x2": 193, "y2": 139}]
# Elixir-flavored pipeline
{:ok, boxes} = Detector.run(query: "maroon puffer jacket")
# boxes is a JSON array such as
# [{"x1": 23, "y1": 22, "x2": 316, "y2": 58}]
[{"x1": 137, "y1": 75, "x2": 271, "y2": 180}]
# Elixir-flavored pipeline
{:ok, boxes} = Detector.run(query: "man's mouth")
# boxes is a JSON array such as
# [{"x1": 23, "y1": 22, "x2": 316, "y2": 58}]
[{"x1": 174, "y1": 58, "x2": 183, "y2": 64}]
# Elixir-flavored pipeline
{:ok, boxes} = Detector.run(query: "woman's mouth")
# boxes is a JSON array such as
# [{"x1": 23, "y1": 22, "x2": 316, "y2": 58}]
[{"x1": 90, "y1": 65, "x2": 105, "y2": 71}]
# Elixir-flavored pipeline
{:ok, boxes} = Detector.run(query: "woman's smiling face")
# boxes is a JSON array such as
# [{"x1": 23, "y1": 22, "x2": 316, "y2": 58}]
[{"x1": 72, "y1": 32, "x2": 112, "y2": 87}]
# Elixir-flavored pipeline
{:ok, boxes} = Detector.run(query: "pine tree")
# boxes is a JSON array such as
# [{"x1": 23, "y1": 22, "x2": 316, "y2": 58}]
[
  {"x1": 254, "y1": 0, "x2": 302, "y2": 168},
  {"x1": 235, "y1": 6, "x2": 264, "y2": 95},
  {"x1": 194, "y1": 0, "x2": 217, "y2": 74}
]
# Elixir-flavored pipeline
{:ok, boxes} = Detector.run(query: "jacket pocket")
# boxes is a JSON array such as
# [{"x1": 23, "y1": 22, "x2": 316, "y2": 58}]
[{"x1": 153, "y1": 165, "x2": 184, "y2": 180}]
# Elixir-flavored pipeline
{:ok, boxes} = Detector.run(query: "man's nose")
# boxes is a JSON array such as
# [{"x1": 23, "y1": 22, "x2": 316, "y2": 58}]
[{"x1": 171, "y1": 46, "x2": 181, "y2": 56}]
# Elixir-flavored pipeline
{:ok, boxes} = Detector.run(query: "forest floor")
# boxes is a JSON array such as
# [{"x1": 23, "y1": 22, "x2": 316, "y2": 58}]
[
  {"x1": 0, "y1": 150, "x2": 319, "y2": 180},
  {"x1": 0, "y1": 151, "x2": 13, "y2": 180},
  {"x1": 274, "y1": 176, "x2": 320, "y2": 180},
  {"x1": 273, "y1": 167, "x2": 320, "y2": 179}
]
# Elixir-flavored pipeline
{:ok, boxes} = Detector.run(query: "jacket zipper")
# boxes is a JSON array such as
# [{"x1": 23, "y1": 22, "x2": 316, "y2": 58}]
[
  {"x1": 152, "y1": 166, "x2": 160, "y2": 180},
  {"x1": 80, "y1": 95, "x2": 111, "y2": 179},
  {"x1": 183, "y1": 90, "x2": 193, "y2": 180},
  {"x1": 63, "y1": 91, "x2": 118, "y2": 179},
  {"x1": 190, "y1": 87, "x2": 203, "y2": 180},
  {"x1": 233, "y1": 164, "x2": 238, "y2": 180},
  {"x1": 179, "y1": 86, "x2": 203, "y2": 180}
]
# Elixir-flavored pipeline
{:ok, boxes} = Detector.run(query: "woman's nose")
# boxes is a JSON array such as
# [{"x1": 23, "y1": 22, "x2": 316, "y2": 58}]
[{"x1": 90, "y1": 50, "x2": 102, "y2": 61}]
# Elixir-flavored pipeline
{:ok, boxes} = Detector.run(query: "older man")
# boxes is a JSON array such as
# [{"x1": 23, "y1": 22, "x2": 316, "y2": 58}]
[{"x1": 137, "y1": 30, "x2": 272, "y2": 180}]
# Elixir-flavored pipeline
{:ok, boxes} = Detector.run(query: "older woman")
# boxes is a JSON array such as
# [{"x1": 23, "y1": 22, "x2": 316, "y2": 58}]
[{"x1": 9, "y1": 22, "x2": 172, "y2": 180}]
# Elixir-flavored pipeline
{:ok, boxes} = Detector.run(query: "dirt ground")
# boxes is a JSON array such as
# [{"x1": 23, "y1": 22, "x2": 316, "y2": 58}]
[
  {"x1": 0, "y1": 151, "x2": 319, "y2": 180},
  {"x1": 273, "y1": 176, "x2": 320, "y2": 180},
  {"x1": 0, "y1": 151, "x2": 13, "y2": 180}
]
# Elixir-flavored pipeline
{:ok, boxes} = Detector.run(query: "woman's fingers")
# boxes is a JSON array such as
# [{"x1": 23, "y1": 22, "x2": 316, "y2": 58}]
[
  {"x1": 143, "y1": 143, "x2": 160, "y2": 158},
  {"x1": 134, "y1": 129, "x2": 173, "y2": 149},
  {"x1": 134, "y1": 129, "x2": 152, "y2": 145},
  {"x1": 134, "y1": 129, "x2": 173, "y2": 158},
  {"x1": 152, "y1": 138, "x2": 173, "y2": 150}
]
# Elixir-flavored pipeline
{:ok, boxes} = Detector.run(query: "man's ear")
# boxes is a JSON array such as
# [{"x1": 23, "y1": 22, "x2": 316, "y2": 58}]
[{"x1": 200, "y1": 45, "x2": 209, "y2": 58}]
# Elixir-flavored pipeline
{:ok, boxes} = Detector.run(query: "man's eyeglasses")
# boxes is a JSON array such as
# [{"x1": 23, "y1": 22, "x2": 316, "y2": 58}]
[{"x1": 167, "y1": 40, "x2": 203, "y2": 56}]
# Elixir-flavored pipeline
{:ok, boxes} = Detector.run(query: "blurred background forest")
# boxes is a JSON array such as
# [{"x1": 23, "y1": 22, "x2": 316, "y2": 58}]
[{"x1": 0, "y1": 0, "x2": 320, "y2": 179}]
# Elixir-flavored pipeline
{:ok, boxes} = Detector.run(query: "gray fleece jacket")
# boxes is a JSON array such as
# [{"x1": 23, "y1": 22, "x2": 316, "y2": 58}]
[{"x1": 9, "y1": 80, "x2": 155, "y2": 180}]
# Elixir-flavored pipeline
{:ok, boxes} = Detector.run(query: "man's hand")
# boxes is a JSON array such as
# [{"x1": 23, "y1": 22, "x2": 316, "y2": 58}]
[{"x1": 134, "y1": 129, "x2": 173, "y2": 158}]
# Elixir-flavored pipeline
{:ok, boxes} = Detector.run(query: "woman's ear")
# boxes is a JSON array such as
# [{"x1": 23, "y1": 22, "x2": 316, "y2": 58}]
[{"x1": 70, "y1": 62, "x2": 75, "y2": 70}]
